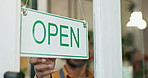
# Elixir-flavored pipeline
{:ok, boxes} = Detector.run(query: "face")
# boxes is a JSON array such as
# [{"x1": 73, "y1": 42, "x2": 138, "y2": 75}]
[
  {"x1": 66, "y1": 59, "x2": 88, "y2": 68},
  {"x1": 66, "y1": 40, "x2": 93, "y2": 68}
]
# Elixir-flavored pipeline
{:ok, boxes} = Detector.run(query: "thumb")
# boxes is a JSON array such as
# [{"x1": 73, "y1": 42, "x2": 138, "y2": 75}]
[{"x1": 45, "y1": 58, "x2": 56, "y2": 62}]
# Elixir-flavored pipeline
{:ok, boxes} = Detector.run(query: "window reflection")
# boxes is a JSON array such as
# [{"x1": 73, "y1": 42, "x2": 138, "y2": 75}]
[{"x1": 121, "y1": 0, "x2": 148, "y2": 78}]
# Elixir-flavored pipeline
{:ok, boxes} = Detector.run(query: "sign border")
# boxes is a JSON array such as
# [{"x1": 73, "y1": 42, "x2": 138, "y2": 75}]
[{"x1": 20, "y1": 8, "x2": 88, "y2": 59}]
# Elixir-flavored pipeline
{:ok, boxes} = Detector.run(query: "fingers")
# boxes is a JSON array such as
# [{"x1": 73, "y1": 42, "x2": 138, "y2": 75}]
[
  {"x1": 29, "y1": 57, "x2": 57, "y2": 78},
  {"x1": 46, "y1": 58, "x2": 56, "y2": 62},
  {"x1": 34, "y1": 64, "x2": 54, "y2": 72},
  {"x1": 36, "y1": 69, "x2": 56, "y2": 78},
  {"x1": 29, "y1": 57, "x2": 42, "y2": 65},
  {"x1": 30, "y1": 58, "x2": 56, "y2": 65}
]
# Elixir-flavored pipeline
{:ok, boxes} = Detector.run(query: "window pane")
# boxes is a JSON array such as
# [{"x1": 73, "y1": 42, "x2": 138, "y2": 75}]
[{"x1": 121, "y1": 0, "x2": 148, "y2": 78}]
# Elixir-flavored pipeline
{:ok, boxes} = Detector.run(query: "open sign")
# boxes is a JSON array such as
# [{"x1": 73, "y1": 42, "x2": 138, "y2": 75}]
[
  {"x1": 20, "y1": 8, "x2": 88, "y2": 59},
  {"x1": 32, "y1": 20, "x2": 80, "y2": 48}
]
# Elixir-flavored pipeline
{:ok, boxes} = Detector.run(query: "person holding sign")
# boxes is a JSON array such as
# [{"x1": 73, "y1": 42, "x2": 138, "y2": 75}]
[
  {"x1": 29, "y1": 40, "x2": 93, "y2": 78},
  {"x1": 21, "y1": 8, "x2": 92, "y2": 78}
]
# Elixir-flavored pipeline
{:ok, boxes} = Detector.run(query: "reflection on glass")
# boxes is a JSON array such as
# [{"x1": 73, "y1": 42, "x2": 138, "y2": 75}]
[{"x1": 122, "y1": 0, "x2": 148, "y2": 78}]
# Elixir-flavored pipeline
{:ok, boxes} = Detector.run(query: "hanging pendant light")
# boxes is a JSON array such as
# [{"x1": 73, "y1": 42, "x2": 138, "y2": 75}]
[
  {"x1": 126, "y1": 11, "x2": 147, "y2": 30},
  {"x1": 126, "y1": 0, "x2": 147, "y2": 30}
]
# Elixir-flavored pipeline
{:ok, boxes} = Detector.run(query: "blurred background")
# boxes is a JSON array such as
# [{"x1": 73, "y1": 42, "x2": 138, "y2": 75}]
[
  {"x1": 121, "y1": 0, "x2": 148, "y2": 78},
  {"x1": 21, "y1": 0, "x2": 148, "y2": 78}
]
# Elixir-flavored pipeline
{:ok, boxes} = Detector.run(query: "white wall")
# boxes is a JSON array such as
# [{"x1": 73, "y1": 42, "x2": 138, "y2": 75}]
[
  {"x1": 93, "y1": 0, "x2": 122, "y2": 78},
  {"x1": 0, "y1": 0, "x2": 20, "y2": 77}
]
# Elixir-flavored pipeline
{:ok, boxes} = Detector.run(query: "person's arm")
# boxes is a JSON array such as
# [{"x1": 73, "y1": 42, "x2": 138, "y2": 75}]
[{"x1": 29, "y1": 57, "x2": 56, "y2": 78}]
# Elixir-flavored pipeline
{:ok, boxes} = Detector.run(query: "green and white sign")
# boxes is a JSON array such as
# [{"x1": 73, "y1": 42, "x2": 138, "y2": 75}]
[{"x1": 20, "y1": 8, "x2": 88, "y2": 59}]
